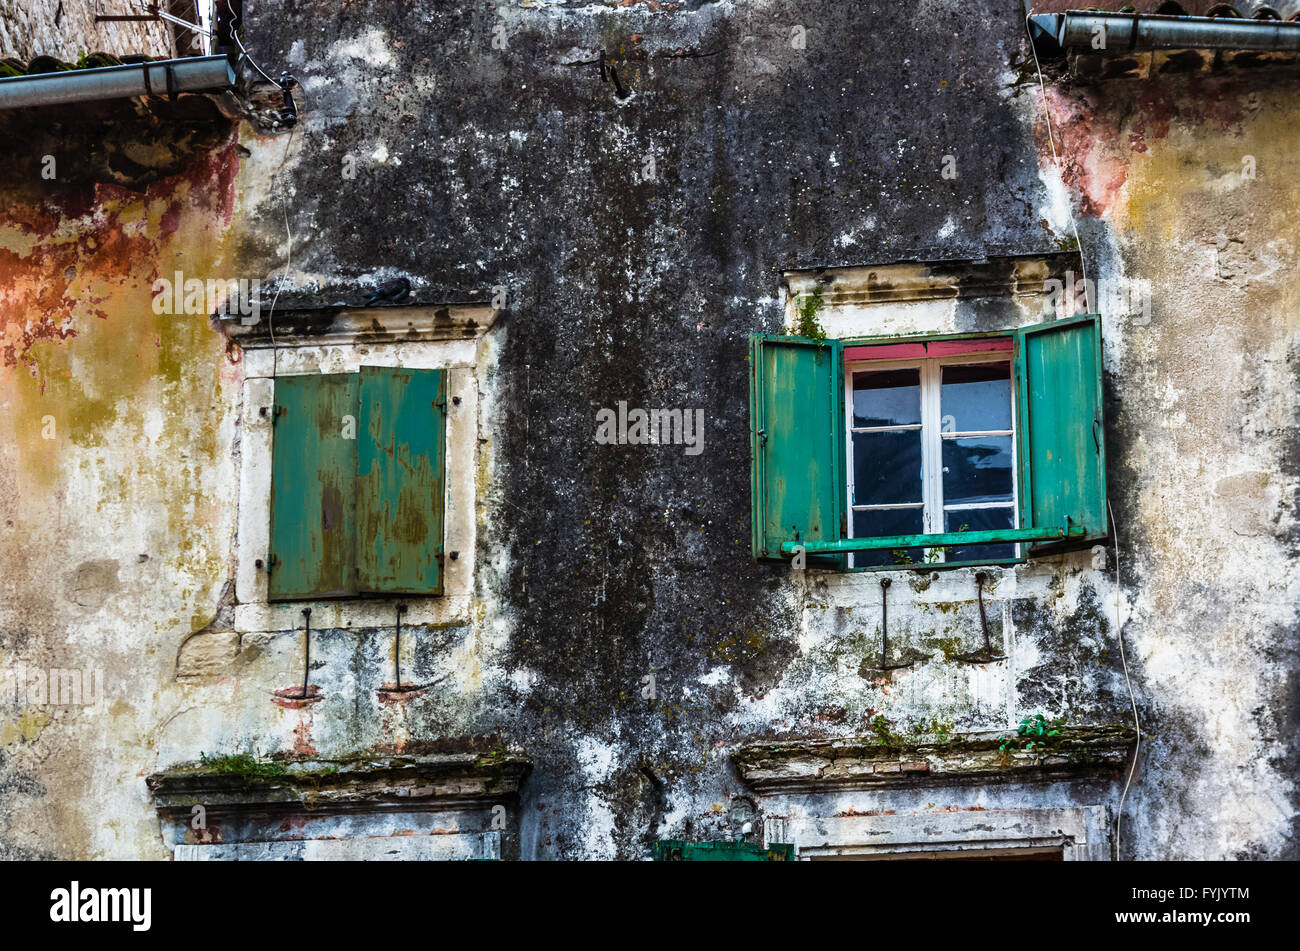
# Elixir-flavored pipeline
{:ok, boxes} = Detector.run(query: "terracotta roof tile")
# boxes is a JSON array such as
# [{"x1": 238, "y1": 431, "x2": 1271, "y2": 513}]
[{"x1": 0, "y1": 52, "x2": 160, "y2": 80}]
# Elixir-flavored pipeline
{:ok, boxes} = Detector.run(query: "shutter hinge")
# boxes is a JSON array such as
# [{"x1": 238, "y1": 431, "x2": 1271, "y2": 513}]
[{"x1": 266, "y1": 553, "x2": 278, "y2": 572}]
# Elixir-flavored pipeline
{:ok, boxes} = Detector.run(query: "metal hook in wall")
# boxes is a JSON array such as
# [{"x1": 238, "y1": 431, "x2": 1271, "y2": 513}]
[
  {"x1": 376, "y1": 604, "x2": 430, "y2": 698},
  {"x1": 379, "y1": 603, "x2": 425, "y2": 695},
  {"x1": 394, "y1": 603, "x2": 407, "y2": 690},
  {"x1": 298, "y1": 606, "x2": 311, "y2": 698},
  {"x1": 953, "y1": 572, "x2": 1007, "y2": 664},
  {"x1": 271, "y1": 607, "x2": 321, "y2": 705},
  {"x1": 875, "y1": 578, "x2": 916, "y2": 672}
]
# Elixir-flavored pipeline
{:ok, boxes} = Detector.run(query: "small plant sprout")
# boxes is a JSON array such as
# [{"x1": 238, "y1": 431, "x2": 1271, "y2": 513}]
[
  {"x1": 795, "y1": 286, "x2": 826, "y2": 345},
  {"x1": 999, "y1": 714, "x2": 1061, "y2": 752}
]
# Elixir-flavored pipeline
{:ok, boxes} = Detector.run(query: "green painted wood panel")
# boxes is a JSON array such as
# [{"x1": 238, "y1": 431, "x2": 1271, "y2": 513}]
[
  {"x1": 357, "y1": 366, "x2": 447, "y2": 595},
  {"x1": 749, "y1": 334, "x2": 845, "y2": 564},
  {"x1": 268, "y1": 374, "x2": 359, "y2": 600},
  {"x1": 1015, "y1": 314, "x2": 1108, "y2": 549},
  {"x1": 653, "y1": 840, "x2": 794, "y2": 861}
]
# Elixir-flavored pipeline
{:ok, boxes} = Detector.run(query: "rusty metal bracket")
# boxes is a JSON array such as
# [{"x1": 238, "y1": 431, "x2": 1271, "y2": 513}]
[
  {"x1": 384, "y1": 603, "x2": 426, "y2": 694},
  {"x1": 876, "y1": 578, "x2": 915, "y2": 671},
  {"x1": 297, "y1": 607, "x2": 311, "y2": 698},
  {"x1": 953, "y1": 572, "x2": 1006, "y2": 664},
  {"x1": 94, "y1": 1, "x2": 160, "y2": 23},
  {"x1": 394, "y1": 603, "x2": 406, "y2": 689},
  {"x1": 377, "y1": 604, "x2": 427, "y2": 697}
]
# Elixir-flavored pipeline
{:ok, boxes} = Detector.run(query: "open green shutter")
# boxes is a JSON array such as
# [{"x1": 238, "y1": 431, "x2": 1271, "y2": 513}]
[
  {"x1": 269, "y1": 374, "x2": 359, "y2": 600},
  {"x1": 1015, "y1": 314, "x2": 1108, "y2": 550},
  {"x1": 749, "y1": 334, "x2": 845, "y2": 564},
  {"x1": 357, "y1": 366, "x2": 447, "y2": 595}
]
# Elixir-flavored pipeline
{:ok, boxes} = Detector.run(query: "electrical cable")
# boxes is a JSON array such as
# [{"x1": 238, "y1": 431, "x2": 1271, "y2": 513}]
[
  {"x1": 1027, "y1": 17, "x2": 1142, "y2": 857},
  {"x1": 266, "y1": 119, "x2": 295, "y2": 361},
  {"x1": 232, "y1": 27, "x2": 280, "y2": 91},
  {"x1": 1026, "y1": 15, "x2": 1091, "y2": 312},
  {"x1": 226, "y1": 1, "x2": 281, "y2": 90},
  {"x1": 1109, "y1": 497, "x2": 1141, "y2": 859},
  {"x1": 129, "y1": 0, "x2": 214, "y2": 53},
  {"x1": 263, "y1": 76, "x2": 315, "y2": 359},
  {"x1": 223, "y1": 3, "x2": 313, "y2": 361}
]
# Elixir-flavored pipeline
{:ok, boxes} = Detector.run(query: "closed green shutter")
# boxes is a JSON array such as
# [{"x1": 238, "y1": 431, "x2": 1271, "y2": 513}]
[
  {"x1": 268, "y1": 374, "x2": 360, "y2": 600},
  {"x1": 749, "y1": 334, "x2": 846, "y2": 565},
  {"x1": 1015, "y1": 314, "x2": 1108, "y2": 550},
  {"x1": 357, "y1": 366, "x2": 447, "y2": 595}
]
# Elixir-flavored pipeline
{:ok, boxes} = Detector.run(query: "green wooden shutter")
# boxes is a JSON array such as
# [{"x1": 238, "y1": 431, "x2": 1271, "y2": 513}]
[
  {"x1": 357, "y1": 366, "x2": 447, "y2": 595},
  {"x1": 749, "y1": 334, "x2": 846, "y2": 565},
  {"x1": 1015, "y1": 314, "x2": 1108, "y2": 550},
  {"x1": 653, "y1": 840, "x2": 795, "y2": 861},
  {"x1": 268, "y1": 374, "x2": 360, "y2": 600}
]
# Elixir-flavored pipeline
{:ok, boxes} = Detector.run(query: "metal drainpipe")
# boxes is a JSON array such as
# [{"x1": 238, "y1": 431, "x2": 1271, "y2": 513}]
[
  {"x1": 0, "y1": 55, "x2": 236, "y2": 111},
  {"x1": 1029, "y1": 12, "x2": 1300, "y2": 53}
]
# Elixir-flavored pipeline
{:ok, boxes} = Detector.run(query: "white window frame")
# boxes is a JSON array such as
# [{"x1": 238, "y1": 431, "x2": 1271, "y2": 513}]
[{"x1": 843, "y1": 351, "x2": 1020, "y2": 567}]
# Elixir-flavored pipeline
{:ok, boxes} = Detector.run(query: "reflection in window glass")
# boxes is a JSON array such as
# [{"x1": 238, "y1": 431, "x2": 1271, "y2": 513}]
[
  {"x1": 941, "y1": 362, "x2": 1011, "y2": 432},
  {"x1": 941, "y1": 435, "x2": 1013, "y2": 504},
  {"x1": 853, "y1": 507, "x2": 925, "y2": 569},
  {"x1": 853, "y1": 430, "x2": 923, "y2": 506},
  {"x1": 945, "y1": 507, "x2": 1016, "y2": 562},
  {"x1": 853, "y1": 368, "x2": 921, "y2": 428}
]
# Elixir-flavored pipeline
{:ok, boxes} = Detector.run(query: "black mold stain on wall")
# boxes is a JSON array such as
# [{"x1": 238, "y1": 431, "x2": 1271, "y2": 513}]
[{"x1": 240, "y1": 1, "x2": 1114, "y2": 856}]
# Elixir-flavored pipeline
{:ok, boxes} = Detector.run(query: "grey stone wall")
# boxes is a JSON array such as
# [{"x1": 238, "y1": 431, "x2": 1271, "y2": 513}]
[{"x1": 0, "y1": 0, "x2": 175, "y2": 61}]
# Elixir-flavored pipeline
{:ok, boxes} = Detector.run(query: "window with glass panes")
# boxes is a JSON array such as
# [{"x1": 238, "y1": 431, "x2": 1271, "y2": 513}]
[
  {"x1": 847, "y1": 353, "x2": 1017, "y2": 568},
  {"x1": 749, "y1": 317, "x2": 1107, "y2": 567}
]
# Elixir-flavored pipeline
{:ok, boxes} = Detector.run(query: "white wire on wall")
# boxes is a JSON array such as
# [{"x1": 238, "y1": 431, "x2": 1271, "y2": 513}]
[{"x1": 1026, "y1": 17, "x2": 1142, "y2": 859}]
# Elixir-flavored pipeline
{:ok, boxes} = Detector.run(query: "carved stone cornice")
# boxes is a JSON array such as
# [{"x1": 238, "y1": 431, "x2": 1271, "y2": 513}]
[{"x1": 147, "y1": 752, "x2": 531, "y2": 818}]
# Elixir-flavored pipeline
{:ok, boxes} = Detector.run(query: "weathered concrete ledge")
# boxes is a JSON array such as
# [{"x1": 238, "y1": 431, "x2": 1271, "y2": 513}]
[
  {"x1": 783, "y1": 252, "x2": 1080, "y2": 307},
  {"x1": 221, "y1": 301, "x2": 501, "y2": 347},
  {"x1": 732, "y1": 725, "x2": 1137, "y2": 794},
  {"x1": 147, "y1": 752, "x2": 532, "y2": 815}
]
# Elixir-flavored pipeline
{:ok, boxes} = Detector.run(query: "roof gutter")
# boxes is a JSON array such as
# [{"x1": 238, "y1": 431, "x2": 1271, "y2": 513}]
[
  {"x1": 1029, "y1": 12, "x2": 1300, "y2": 56},
  {"x1": 0, "y1": 55, "x2": 235, "y2": 111}
]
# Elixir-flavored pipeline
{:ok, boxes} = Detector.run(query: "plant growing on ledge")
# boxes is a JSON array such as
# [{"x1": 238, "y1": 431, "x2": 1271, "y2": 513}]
[
  {"x1": 795, "y1": 287, "x2": 826, "y2": 345},
  {"x1": 198, "y1": 752, "x2": 288, "y2": 782},
  {"x1": 867, "y1": 715, "x2": 955, "y2": 747},
  {"x1": 998, "y1": 717, "x2": 1060, "y2": 753},
  {"x1": 868, "y1": 714, "x2": 906, "y2": 747},
  {"x1": 910, "y1": 718, "x2": 953, "y2": 745},
  {"x1": 999, "y1": 714, "x2": 1062, "y2": 752}
]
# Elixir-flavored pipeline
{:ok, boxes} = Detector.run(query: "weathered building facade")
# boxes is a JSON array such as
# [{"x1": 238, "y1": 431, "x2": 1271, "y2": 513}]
[{"x1": 0, "y1": 1, "x2": 1295, "y2": 860}]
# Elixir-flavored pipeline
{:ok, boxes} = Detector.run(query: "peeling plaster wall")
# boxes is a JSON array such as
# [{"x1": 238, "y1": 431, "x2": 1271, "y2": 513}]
[
  {"x1": 1036, "y1": 70, "x2": 1300, "y2": 859},
  {"x1": 0, "y1": 109, "x2": 242, "y2": 858},
  {"x1": 0, "y1": 0, "x2": 1295, "y2": 860}
]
